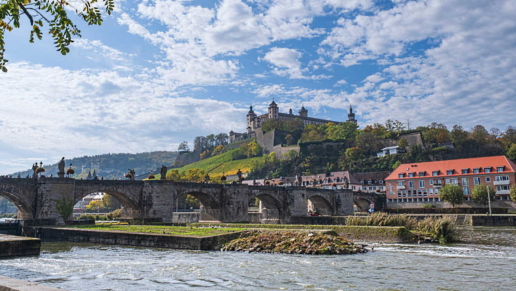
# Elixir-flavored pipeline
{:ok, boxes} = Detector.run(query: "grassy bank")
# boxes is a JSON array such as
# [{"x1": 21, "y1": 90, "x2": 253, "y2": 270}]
[
  {"x1": 346, "y1": 212, "x2": 456, "y2": 244},
  {"x1": 190, "y1": 223, "x2": 415, "y2": 243},
  {"x1": 61, "y1": 225, "x2": 245, "y2": 237}
]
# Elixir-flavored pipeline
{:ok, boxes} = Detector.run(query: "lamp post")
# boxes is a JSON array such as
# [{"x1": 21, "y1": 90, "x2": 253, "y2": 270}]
[{"x1": 487, "y1": 186, "x2": 492, "y2": 216}]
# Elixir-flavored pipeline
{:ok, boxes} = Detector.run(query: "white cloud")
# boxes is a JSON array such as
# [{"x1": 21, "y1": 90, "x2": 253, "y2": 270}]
[
  {"x1": 0, "y1": 62, "x2": 246, "y2": 174},
  {"x1": 334, "y1": 79, "x2": 347, "y2": 87}
]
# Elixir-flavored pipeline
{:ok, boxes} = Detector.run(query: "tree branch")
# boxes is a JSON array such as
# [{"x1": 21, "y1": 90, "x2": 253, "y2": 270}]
[{"x1": 18, "y1": 2, "x2": 33, "y2": 26}]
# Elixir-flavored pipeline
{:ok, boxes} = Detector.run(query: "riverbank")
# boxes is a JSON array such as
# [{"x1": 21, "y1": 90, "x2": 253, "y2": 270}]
[
  {"x1": 37, "y1": 226, "x2": 244, "y2": 250},
  {"x1": 190, "y1": 223, "x2": 415, "y2": 243},
  {"x1": 0, "y1": 275, "x2": 62, "y2": 291},
  {"x1": 0, "y1": 235, "x2": 40, "y2": 258}
]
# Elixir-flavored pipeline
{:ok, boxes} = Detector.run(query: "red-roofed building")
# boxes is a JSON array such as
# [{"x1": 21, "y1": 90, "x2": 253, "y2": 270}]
[{"x1": 385, "y1": 156, "x2": 516, "y2": 203}]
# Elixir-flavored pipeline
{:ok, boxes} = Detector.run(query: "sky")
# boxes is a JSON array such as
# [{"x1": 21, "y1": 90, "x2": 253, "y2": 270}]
[{"x1": 1, "y1": 0, "x2": 516, "y2": 175}]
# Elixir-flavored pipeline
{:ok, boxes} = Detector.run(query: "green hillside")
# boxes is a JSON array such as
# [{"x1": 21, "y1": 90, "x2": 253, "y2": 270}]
[{"x1": 158, "y1": 148, "x2": 263, "y2": 179}]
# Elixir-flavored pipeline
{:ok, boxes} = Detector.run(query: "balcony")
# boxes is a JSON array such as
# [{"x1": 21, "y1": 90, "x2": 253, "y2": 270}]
[
  {"x1": 494, "y1": 180, "x2": 510, "y2": 186},
  {"x1": 433, "y1": 184, "x2": 443, "y2": 188},
  {"x1": 396, "y1": 185, "x2": 406, "y2": 189},
  {"x1": 497, "y1": 190, "x2": 510, "y2": 195}
]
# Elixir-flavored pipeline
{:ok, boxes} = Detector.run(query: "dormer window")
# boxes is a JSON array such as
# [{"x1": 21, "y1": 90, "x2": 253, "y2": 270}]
[
  {"x1": 461, "y1": 169, "x2": 469, "y2": 174},
  {"x1": 398, "y1": 173, "x2": 405, "y2": 178},
  {"x1": 473, "y1": 168, "x2": 481, "y2": 174},
  {"x1": 361, "y1": 180, "x2": 364, "y2": 184},
  {"x1": 497, "y1": 166, "x2": 505, "y2": 172},
  {"x1": 379, "y1": 180, "x2": 384, "y2": 184},
  {"x1": 484, "y1": 167, "x2": 492, "y2": 173},
  {"x1": 432, "y1": 171, "x2": 439, "y2": 176},
  {"x1": 408, "y1": 173, "x2": 415, "y2": 178},
  {"x1": 446, "y1": 170, "x2": 454, "y2": 175},
  {"x1": 418, "y1": 171, "x2": 426, "y2": 177}
]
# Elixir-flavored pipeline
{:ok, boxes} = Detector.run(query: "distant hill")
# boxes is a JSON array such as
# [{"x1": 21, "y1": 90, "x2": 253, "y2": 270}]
[{"x1": 11, "y1": 151, "x2": 178, "y2": 180}]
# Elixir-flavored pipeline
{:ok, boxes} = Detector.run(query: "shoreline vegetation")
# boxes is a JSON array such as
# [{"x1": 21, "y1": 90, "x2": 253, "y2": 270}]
[{"x1": 222, "y1": 230, "x2": 367, "y2": 254}]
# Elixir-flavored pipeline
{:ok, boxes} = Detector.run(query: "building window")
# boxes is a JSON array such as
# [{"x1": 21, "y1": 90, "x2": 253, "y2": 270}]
[
  {"x1": 418, "y1": 172, "x2": 425, "y2": 177},
  {"x1": 408, "y1": 173, "x2": 415, "y2": 178},
  {"x1": 446, "y1": 170, "x2": 453, "y2": 175},
  {"x1": 398, "y1": 174, "x2": 405, "y2": 178},
  {"x1": 473, "y1": 177, "x2": 481, "y2": 185},
  {"x1": 497, "y1": 166, "x2": 505, "y2": 172},
  {"x1": 484, "y1": 167, "x2": 491, "y2": 173},
  {"x1": 485, "y1": 176, "x2": 491, "y2": 182},
  {"x1": 451, "y1": 179, "x2": 459, "y2": 185},
  {"x1": 461, "y1": 169, "x2": 469, "y2": 174},
  {"x1": 462, "y1": 178, "x2": 468, "y2": 186},
  {"x1": 423, "y1": 189, "x2": 428, "y2": 196},
  {"x1": 495, "y1": 176, "x2": 510, "y2": 181},
  {"x1": 368, "y1": 181, "x2": 372, "y2": 185},
  {"x1": 429, "y1": 180, "x2": 434, "y2": 185},
  {"x1": 429, "y1": 188, "x2": 434, "y2": 194},
  {"x1": 379, "y1": 180, "x2": 383, "y2": 184},
  {"x1": 418, "y1": 190, "x2": 422, "y2": 196},
  {"x1": 463, "y1": 187, "x2": 470, "y2": 195},
  {"x1": 432, "y1": 171, "x2": 439, "y2": 176},
  {"x1": 435, "y1": 188, "x2": 439, "y2": 194},
  {"x1": 497, "y1": 185, "x2": 510, "y2": 191},
  {"x1": 408, "y1": 181, "x2": 414, "y2": 188},
  {"x1": 473, "y1": 168, "x2": 480, "y2": 174},
  {"x1": 419, "y1": 180, "x2": 425, "y2": 188},
  {"x1": 398, "y1": 181, "x2": 404, "y2": 186}
]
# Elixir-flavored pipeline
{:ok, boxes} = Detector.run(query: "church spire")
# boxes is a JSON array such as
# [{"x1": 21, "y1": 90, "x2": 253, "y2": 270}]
[{"x1": 347, "y1": 105, "x2": 357, "y2": 124}]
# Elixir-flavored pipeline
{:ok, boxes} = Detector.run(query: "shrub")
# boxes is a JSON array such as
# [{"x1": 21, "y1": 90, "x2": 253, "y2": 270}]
[
  {"x1": 417, "y1": 216, "x2": 456, "y2": 244},
  {"x1": 422, "y1": 203, "x2": 436, "y2": 208}
]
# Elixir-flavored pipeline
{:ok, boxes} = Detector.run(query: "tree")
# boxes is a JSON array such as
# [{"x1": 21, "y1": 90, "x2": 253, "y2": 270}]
[
  {"x1": 285, "y1": 134, "x2": 294, "y2": 146},
  {"x1": 438, "y1": 184, "x2": 464, "y2": 208},
  {"x1": 507, "y1": 144, "x2": 516, "y2": 161},
  {"x1": 471, "y1": 184, "x2": 496, "y2": 207},
  {"x1": 397, "y1": 137, "x2": 409, "y2": 148},
  {"x1": 102, "y1": 194, "x2": 120, "y2": 211},
  {"x1": 178, "y1": 141, "x2": 190, "y2": 151},
  {"x1": 0, "y1": 0, "x2": 115, "y2": 72},
  {"x1": 55, "y1": 197, "x2": 75, "y2": 223},
  {"x1": 510, "y1": 185, "x2": 516, "y2": 203},
  {"x1": 85, "y1": 200, "x2": 103, "y2": 212}
]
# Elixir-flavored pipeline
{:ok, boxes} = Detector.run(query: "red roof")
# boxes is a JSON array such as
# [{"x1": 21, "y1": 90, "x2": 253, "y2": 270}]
[{"x1": 386, "y1": 156, "x2": 516, "y2": 180}]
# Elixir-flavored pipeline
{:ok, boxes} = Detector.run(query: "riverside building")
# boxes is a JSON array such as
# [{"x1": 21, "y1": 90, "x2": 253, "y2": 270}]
[{"x1": 385, "y1": 156, "x2": 516, "y2": 203}]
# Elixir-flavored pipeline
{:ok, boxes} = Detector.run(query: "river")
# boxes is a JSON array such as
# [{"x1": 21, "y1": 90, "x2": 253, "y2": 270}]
[{"x1": 1, "y1": 227, "x2": 515, "y2": 291}]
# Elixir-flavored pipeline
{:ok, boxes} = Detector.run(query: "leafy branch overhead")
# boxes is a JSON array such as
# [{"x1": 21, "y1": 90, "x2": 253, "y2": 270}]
[{"x1": 0, "y1": 0, "x2": 115, "y2": 72}]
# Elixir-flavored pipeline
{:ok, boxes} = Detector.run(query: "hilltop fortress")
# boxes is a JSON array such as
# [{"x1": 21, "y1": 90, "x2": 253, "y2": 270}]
[{"x1": 230, "y1": 101, "x2": 357, "y2": 144}]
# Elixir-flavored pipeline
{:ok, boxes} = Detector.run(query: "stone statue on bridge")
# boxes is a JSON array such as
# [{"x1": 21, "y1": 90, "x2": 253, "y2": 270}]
[
  {"x1": 126, "y1": 169, "x2": 136, "y2": 181},
  {"x1": 343, "y1": 177, "x2": 349, "y2": 189},
  {"x1": 32, "y1": 163, "x2": 38, "y2": 179},
  {"x1": 160, "y1": 165, "x2": 167, "y2": 180},
  {"x1": 57, "y1": 157, "x2": 65, "y2": 178},
  {"x1": 236, "y1": 169, "x2": 243, "y2": 183}
]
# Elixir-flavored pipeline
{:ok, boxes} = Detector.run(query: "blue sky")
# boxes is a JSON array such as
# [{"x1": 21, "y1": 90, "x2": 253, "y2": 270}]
[{"x1": 1, "y1": 0, "x2": 516, "y2": 174}]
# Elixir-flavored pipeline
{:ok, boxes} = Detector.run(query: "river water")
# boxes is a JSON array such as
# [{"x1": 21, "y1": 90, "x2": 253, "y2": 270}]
[{"x1": 1, "y1": 227, "x2": 515, "y2": 291}]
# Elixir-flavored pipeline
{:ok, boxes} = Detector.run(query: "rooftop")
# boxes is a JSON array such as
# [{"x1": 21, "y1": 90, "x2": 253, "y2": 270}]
[{"x1": 386, "y1": 156, "x2": 516, "y2": 180}]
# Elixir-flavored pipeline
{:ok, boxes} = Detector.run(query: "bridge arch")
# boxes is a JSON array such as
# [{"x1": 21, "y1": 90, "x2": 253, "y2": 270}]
[
  {"x1": 0, "y1": 190, "x2": 32, "y2": 220},
  {"x1": 249, "y1": 192, "x2": 284, "y2": 224},
  {"x1": 176, "y1": 190, "x2": 221, "y2": 222},
  {"x1": 73, "y1": 187, "x2": 142, "y2": 219},
  {"x1": 306, "y1": 195, "x2": 334, "y2": 216}
]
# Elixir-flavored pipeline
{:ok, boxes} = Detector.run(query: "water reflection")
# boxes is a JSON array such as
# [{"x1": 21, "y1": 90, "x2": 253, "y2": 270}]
[{"x1": 0, "y1": 227, "x2": 515, "y2": 291}]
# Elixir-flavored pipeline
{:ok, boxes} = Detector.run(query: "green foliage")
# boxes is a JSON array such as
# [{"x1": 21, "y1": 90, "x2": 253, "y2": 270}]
[
  {"x1": 510, "y1": 185, "x2": 516, "y2": 203},
  {"x1": 471, "y1": 184, "x2": 496, "y2": 207},
  {"x1": 0, "y1": 0, "x2": 115, "y2": 72},
  {"x1": 398, "y1": 137, "x2": 409, "y2": 148},
  {"x1": 438, "y1": 184, "x2": 464, "y2": 208},
  {"x1": 417, "y1": 216, "x2": 456, "y2": 244},
  {"x1": 392, "y1": 160, "x2": 402, "y2": 170},
  {"x1": 211, "y1": 145, "x2": 225, "y2": 156},
  {"x1": 55, "y1": 197, "x2": 75, "y2": 223},
  {"x1": 422, "y1": 203, "x2": 436, "y2": 208},
  {"x1": 345, "y1": 212, "x2": 418, "y2": 229},
  {"x1": 507, "y1": 144, "x2": 516, "y2": 161},
  {"x1": 67, "y1": 224, "x2": 245, "y2": 237}
]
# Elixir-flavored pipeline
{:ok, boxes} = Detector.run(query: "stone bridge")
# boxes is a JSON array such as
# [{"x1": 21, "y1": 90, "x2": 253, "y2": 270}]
[{"x1": 0, "y1": 178, "x2": 354, "y2": 224}]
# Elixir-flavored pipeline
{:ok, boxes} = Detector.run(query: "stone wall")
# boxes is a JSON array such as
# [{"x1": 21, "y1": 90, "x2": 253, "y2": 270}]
[
  {"x1": 0, "y1": 235, "x2": 40, "y2": 258},
  {"x1": 39, "y1": 227, "x2": 242, "y2": 250},
  {"x1": 387, "y1": 200, "x2": 516, "y2": 211}
]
